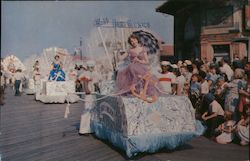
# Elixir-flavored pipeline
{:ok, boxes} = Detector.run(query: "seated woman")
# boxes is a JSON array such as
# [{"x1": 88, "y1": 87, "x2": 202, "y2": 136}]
[
  {"x1": 236, "y1": 106, "x2": 249, "y2": 146},
  {"x1": 116, "y1": 34, "x2": 162, "y2": 103},
  {"x1": 48, "y1": 55, "x2": 65, "y2": 81}
]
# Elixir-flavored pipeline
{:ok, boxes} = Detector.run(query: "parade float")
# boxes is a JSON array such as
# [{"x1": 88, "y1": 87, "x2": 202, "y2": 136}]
[
  {"x1": 65, "y1": 17, "x2": 205, "y2": 158},
  {"x1": 36, "y1": 47, "x2": 78, "y2": 103},
  {"x1": 2, "y1": 55, "x2": 26, "y2": 86},
  {"x1": 22, "y1": 47, "x2": 78, "y2": 103}
]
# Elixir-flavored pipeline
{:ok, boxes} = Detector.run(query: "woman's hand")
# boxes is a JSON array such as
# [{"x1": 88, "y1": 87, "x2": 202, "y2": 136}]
[
  {"x1": 202, "y1": 112, "x2": 208, "y2": 121},
  {"x1": 133, "y1": 57, "x2": 140, "y2": 63},
  {"x1": 202, "y1": 116, "x2": 207, "y2": 121}
]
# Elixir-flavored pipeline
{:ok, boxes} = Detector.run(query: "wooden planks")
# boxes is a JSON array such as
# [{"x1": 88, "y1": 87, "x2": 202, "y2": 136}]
[{"x1": 0, "y1": 87, "x2": 249, "y2": 161}]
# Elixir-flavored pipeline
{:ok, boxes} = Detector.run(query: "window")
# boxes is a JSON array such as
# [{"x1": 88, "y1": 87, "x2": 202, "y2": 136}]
[
  {"x1": 212, "y1": 44, "x2": 230, "y2": 62},
  {"x1": 204, "y1": 6, "x2": 233, "y2": 28}
]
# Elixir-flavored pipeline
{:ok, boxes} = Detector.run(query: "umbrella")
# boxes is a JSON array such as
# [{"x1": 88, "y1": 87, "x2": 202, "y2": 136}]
[{"x1": 132, "y1": 30, "x2": 160, "y2": 54}]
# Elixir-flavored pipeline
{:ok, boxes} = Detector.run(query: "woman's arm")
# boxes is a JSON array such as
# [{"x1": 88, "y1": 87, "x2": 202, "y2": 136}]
[
  {"x1": 176, "y1": 83, "x2": 182, "y2": 95},
  {"x1": 237, "y1": 119, "x2": 244, "y2": 126},
  {"x1": 60, "y1": 62, "x2": 63, "y2": 69},
  {"x1": 134, "y1": 50, "x2": 149, "y2": 65},
  {"x1": 239, "y1": 89, "x2": 250, "y2": 97},
  {"x1": 202, "y1": 112, "x2": 208, "y2": 120},
  {"x1": 203, "y1": 112, "x2": 218, "y2": 121},
  {"x1": 50, "y1": 63, "x2": 54, "y2": 70},
  {"x1": 117, "y1": 52, "x2": 128, "y2": 62}
]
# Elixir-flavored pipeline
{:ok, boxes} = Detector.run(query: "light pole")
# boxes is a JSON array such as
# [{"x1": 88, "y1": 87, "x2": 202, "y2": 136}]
[{"x1": 80, "y1": 37, "x2": 83, "y2": 60}]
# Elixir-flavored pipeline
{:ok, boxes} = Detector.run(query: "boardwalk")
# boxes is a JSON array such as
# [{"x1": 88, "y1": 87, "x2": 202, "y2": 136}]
[{"x1": 0, "y1": 87, "x2": 249, "y2": 161}]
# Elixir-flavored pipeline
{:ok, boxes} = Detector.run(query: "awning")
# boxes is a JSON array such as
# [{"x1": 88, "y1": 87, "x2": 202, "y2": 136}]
[
  {"x1": 156, "y1": 0, "x2": 201, "y2": 15},
  {"x1": 232, "y1": 37, "x2": 249, "y2": 43},
  {"x1": 155, "y1": 0, "x2": 226, "y2": 15}
]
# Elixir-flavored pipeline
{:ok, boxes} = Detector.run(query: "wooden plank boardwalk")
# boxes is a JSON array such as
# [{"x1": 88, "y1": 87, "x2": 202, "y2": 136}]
[{"x1": 0, "y1": 86, "x2": 249, "y2": 161}]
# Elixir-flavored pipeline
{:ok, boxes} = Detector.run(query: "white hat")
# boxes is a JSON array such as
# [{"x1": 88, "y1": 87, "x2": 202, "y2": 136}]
[
  {"x1": 171, "y1": 64, "x2": 178, "y2": 69},
  {"x1": 86, "y1": 60, "x2": 95, "y2": 67},
  {"x1": 184, "y1": 60, "x2": 192, "y2": 65},
  {"x1": 177, "y1": 60, "x2": 183, "y2": 63},
  {"x1": 161, "y1": 61, "x2": 170, "y2": 66}
]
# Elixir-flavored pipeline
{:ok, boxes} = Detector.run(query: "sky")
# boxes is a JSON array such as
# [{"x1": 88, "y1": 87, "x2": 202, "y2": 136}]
[{"x1": 1, "y1": 1, "x2": 173, "y2": 61}]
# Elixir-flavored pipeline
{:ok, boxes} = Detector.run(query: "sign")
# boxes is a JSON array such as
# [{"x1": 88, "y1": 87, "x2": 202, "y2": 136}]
[{"x1": 94, "y1": 17, "x2": 150, "y2": 28}]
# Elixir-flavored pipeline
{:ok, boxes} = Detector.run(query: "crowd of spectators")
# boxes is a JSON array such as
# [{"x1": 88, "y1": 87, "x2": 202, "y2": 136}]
[{"x1": 158, "y1": 56, "x2": 249, "y2": 146}]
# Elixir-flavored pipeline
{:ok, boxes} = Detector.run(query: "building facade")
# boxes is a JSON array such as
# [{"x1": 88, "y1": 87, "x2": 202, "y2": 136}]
[{"x1": 156, "y1": 0, "x2": 250, "y2": 62}]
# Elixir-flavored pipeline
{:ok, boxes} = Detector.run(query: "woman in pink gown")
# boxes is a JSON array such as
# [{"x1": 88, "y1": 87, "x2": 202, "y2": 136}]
[{"x1": 116, "y1": 34, "x2": 162, "y2": 102}]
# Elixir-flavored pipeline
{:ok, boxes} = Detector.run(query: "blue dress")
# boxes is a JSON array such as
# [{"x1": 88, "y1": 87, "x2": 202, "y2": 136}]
[
  {"x1": 224, "y1": 79, "x2": 246, "y2": 112},
  {"x1": 48, "y1": 62, "x2": 65, "y2": 81}
]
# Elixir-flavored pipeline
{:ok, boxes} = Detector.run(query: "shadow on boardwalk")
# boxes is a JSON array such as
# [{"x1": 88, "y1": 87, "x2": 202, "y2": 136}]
[{"x1": 0, "y1": 87, "x2": 249, "y2": 161}]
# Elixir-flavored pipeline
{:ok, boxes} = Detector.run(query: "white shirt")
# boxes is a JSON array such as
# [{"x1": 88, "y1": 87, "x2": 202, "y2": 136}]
[
  {"x1": 184, "y1": 72, "x2": 192, "y2": 83},
  {"x1": 210, "y1": 100, "x2": 224, "y2": 116},
  {"x1": 14, "y1": 72, "x2": 25, "y2": 81},
  {"x1": 220, "y1": 63, "x2": 234, "y2": 81},
  {"x1": 201, "y1": 80, "x2": 209, "y2": 94},
  {"x1": 156, "y1": 72, "x2": 176, "y2": 93},
  {"x1": 80, "y1": 70, "x2": 101, "y2": 92}
]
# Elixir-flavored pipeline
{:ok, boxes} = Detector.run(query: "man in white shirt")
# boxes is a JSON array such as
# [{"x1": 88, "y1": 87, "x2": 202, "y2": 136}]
[
  {"x1": 157, "y1": 61, "x2": 176, "y2": 94},
  {"x1": 79, "y1": 60, "x2": 101, "y2": 134},
  {"x1": 14, "y1": 69, "x2": 25, "y2": 96},
  {"x1": 202, "y1": 93, "x2": 225, "y2": 137}
]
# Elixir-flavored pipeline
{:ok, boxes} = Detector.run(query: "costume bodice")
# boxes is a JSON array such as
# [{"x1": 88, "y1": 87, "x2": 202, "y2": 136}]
[
  {"x1": 128, "y1": 47, "x2": 146, "y2": 62},
  {"x1": 53, "y1": 62, "x2": 61, "y2": 70}
]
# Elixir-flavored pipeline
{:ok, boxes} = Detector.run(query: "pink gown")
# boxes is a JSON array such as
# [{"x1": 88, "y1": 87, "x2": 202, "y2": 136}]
[{"x1": 116, "y1": 47, "x2": 162, "y2": 97}]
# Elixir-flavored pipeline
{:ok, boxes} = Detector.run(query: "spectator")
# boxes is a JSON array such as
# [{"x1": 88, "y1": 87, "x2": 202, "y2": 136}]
[
  {"x1": 176, "y1": 68, "x2": 186, "y2": 96},
  {"x1": 212, "y1": 57, "x2": 217, "y2": 65},
  {"x1": 219, "y1": 58, "x2": 234, "y2": 81},
  {"x1": 207, "y1": 64, "x2": 220, "y2": 94},
  {"x1": 171, "y1": 64, "x2": 179, "y2": 94},
  {"x1": 244, "y1": 62, "x2": 250, "y2": 73},
  {"x1": 238, "y1": 70, "x2": 250, "y2": 116},
  {"x1": 184, "y1": 60, "x2": 193, "y2": 74},
  {"x1": 200, "y1": 63, "x2": 209, "y2": 73},
  {"x1": 75, "y1": 79, "x2": 83, "y2": 98},
  {"x1": 192, "y1": 63, "x2": 199, "y2": 74},
  {"x1": 215, "y1": 111, "x2": 236, "y2": 144},
  {"x1": 189, "y1": 74, "x2": 201, "y2": 108},
  {"x1": 202, "y1": 93, "x2": 225, "y2": 137},
  {"x1": 68, "y1": 69, "x2": 77, "y2": 81},
  {"x1": 236, "y1": 106, "x2": 249, "y2": 146},
  {"x1": 177, "y1": 60, "x2": 183, "y2": 69},
  {"x1": 199, "y1": 70, "x2": 209, "y2": 95},
  {"x1": 232, "y1": 54, "x2": 243, "y2": 70},
  {"x1": 0, "y1": 67, "x2": 5, "y2": 105},
  {"x1": 224, "y1": 68, "x2": 246, "y2": 119},
  {"x1": 14, "y1": 69, "x2": 25, "y2": 96},
  {"x1": 180, "y1": 64, "x2": 192, "y2": 83},
  {"x1": 157, "y1": 61, "x2": 176, "y2": 94},
  {"x1": 214, "y1": 76, "x2": 228, "y2": 108}
]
